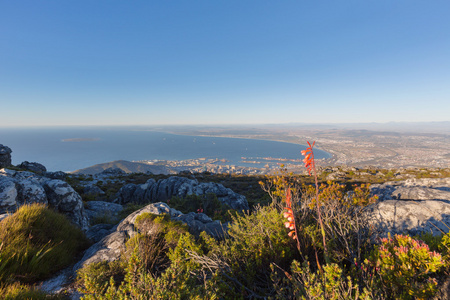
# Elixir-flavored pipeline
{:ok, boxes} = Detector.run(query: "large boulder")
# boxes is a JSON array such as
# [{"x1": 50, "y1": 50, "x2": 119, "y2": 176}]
[
  {"x1": 44, "y1": 180, "x2": 89, "y2": 230},
  {"x1": 0, "y1": 169, "x2": 47, "y2": 213},
  {"x1": 115, "y1": 176, "x2": 249, "y2": 211},
  {"x1": 73, "y1": 202, "x2": 225, "y2": 272},
  {"x1": 0, "y1": 178, "x2": 18, "y2": 213},
  {"x1": 369, "y1": 178, "x2": 450, "y2": 236},
  {"x1": 18, "y1": 161, "x2": 47, "y2": 174},
  {"x1": 84, "y1": 201, "x2": 123, "y2": 225},
  {"x1": 83, "y1": 184, "x2": 106, "y2": 201},
  {"x1": 0, "y1": 168, "x2": 89, "y2": 230},
  {"x1": 101, "y1": 167, "x2": 126, "y2": 175},
  {"x1": 0, "y1": 145, "x2": 12, "y2": 168}
]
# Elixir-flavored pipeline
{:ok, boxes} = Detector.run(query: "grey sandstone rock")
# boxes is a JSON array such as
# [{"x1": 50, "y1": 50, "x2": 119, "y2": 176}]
[
  {"x1": 115, "y1": 176, "x2": 249, "y2": 211},
  {"x1": 371, "y1": 178, "x2": 450, "y2": 201},
  {"x1": 44, "y1": 179, "x2": 89, "y2": 230},
  {"x1": 0, "y1": 145, "x2": 12, "y2": 168},
  {"x1": 115, "y1": 183, "x2": 138, "y2": 204},
  {"x1": 85, "y1": 223, "x2": 116, "y2": 243},
  {"x1": 44, "y1": 171, "x2": 67, "y2": 180},
  {"x1": 101, "y1": 167, "x2": 126, "y2": 175},
  {"x1": 369, "y1": 178, "x2": 450, "y2": 236},
  {"x1": 173, "y1": 212, "x2": 226, "y2": 239},
  {"x1": 15, "y1": 177, "x2": 48, "y2": 207},
  {"x1": 84, "y1": 201, "x2": 123, "y2": 225},
  {"x1": 366, "y1": 199, "x2": 450, "y2": 236},
  {"x1": 0, "y1": 168, "x2": 89, "y2": 230},
  {"x1": 18, "y1": 161, "x2": 47, "y2": 174},
  {"x1": 83, "y1": 185, "x2": 106, "y2": 200},
  {"x1": 0, "y1": 178, "x2": 18, "y2": 213}
]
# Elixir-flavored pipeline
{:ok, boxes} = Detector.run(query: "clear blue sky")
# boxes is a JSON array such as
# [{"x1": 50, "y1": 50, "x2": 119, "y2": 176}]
[{"x1": 1, "y1": 1, "x2": 449, "y2": 127}]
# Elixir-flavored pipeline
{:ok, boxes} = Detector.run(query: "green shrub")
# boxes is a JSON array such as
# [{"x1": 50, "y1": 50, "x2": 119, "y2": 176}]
[
  {"x1": 370, "y1": 234, "x2": 444, "y2": 299},
  {"x1": 0, "y1": 204, "x2": 89, "y2": 283},
  {"x1": 187, "y1": 204, "x2": 297, "y2": 298},
  {"x1": 76, "y1": 260, "x2": 125, "y2": 297},
  {"x1": 272, "y1": 260, "x2": 374, "y2": 300},
  {"x1": 0, "y1": 282, "x2": 62, "y2": 300}
]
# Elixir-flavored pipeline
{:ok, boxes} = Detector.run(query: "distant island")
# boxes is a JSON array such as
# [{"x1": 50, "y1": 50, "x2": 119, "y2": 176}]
[{"x1": 61, "y1": 138, "x2": 100, "y2": 142}]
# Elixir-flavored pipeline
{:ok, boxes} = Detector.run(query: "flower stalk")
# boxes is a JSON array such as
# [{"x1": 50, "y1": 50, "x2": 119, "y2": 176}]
[{"x1": 301, "y1": 141, "x2": 330, "y2": 265}]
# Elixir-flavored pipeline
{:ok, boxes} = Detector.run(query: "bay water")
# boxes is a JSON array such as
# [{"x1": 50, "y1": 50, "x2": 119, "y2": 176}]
[{"x1": 0, "y1": 127, "x2": 330, "y2": 172}]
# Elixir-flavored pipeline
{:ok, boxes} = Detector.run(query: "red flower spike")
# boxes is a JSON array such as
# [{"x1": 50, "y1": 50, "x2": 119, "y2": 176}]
[
  {"x1": 283, "y1": 188, "x2": 297, "y2": 240},
  {"x1": 301, "y1": 141, "x2": 316, "y2": 176}
]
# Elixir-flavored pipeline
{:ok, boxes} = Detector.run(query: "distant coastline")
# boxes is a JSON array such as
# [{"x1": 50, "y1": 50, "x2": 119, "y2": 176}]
[{"x1": 0, "y1": 128, "x2": 328, "y2": 172}]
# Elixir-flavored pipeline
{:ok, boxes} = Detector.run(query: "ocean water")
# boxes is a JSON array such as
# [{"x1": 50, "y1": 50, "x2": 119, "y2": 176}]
[{"x1": 0, "y1": 127, "x2": 331, "y2": 172}]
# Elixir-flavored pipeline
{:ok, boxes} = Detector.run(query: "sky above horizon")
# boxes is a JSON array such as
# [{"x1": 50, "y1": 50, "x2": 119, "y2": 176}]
[{"x1": 1, "y1": 1, "x2": 450, "y2": 127}]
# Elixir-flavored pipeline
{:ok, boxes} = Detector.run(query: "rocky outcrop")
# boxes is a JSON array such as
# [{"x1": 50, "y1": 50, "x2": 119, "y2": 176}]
[
  {"x1": 84, "y1": 201, "x2": 123, "y2": 225},
  {"x1": 85, "y1": 223, "x2": 116, "y2": 243},
  {"x1": 0, "y1": 145, "x2": 12, "y2": 168},
  {"x1": 0, "y1": 168, "x2": 89, "y2": 230},
  {"x1": 18, "y1": 161, "x2": 47, "y2": 174},
  {"x1": 74, "y1": 202, "x2": 225, "y2": 272},
  {"x1": 44, "y1": 179, "x2": 89, "y2": 230},
  {"x1": 371, "y1": 178, "x2": 450, "y2": 201},
  {"x1": 115, "y1": 176, "x2": 249, "y2": 211},
  {"x1": 83, "y1": 185, "x2": 106, "y2": 200},
  {"x1": 101, "y1": 167, "x2": 126, "y2": 175},
  {"x1": 369, "y1": 178, "x2": 450, "y2": 236},
  {"x1": 44, "y1": 171, "x2": 67, "y2": 180}
]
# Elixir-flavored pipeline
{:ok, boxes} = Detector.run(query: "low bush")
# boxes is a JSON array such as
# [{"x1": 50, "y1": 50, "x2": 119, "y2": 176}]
[
  {"x1": 0, "y1": 282, "x2": 62, "y2": 300},
  {"x1": 0, "y1": 203, "x2": 89, "y2": 283},
  {"x1": 370, "y1": 234, "x2": 444, "y2": 299}
]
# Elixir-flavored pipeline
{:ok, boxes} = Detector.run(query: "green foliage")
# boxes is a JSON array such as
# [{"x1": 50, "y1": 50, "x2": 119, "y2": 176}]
[
  {"x1": 166, "y1": 193, "x2": 234, "y2": 222},
  {"x1": 301, "y1": 181, "x2": 377, "y2": 265},
  {"x1": 272, "y1": 260, "x2": 373, "y2": 300},
  {"x1": 370, "y1": 234, "x2": 444, "y2": 299},
  {"x1": 0, "y1": 282, "x2": 62, "y2": 300},
  {"x1": 0, "y1": 204, "x2": 89, "y2": 283},
  {"x1": 76, "y1": 260, "x2": 125, "y2": 297},
  {"x1": 188, "y1": 204, "x2": 298, "y2": 298},
  {"x1": 80, "y1": 247, "x2": 211, "y2": 300}
]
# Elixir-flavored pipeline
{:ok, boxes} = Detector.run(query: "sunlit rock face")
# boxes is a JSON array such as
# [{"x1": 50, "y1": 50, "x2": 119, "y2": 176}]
[
  {"x1": 0, "y1": 168, "x2": 89, "y2": 231},
  {"x1": 369, "y1": 178, "x2": 450, "y2": 236}
]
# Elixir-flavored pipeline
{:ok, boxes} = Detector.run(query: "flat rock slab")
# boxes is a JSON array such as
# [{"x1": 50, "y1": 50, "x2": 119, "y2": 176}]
[
  {"x1": 369, "y1": 178, "x2": 450, "y2": 236},
  {"x1": 371, "y1": 178, "x2": 450, "y2": 201}
]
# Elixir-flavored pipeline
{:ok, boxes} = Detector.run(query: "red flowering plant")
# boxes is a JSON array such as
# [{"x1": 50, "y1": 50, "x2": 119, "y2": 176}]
[
  {"x1": 301, "y1": 141, "x2": 330, "y2": 264},
  {"x1": 370, "y1": 234, "x2": 444, "y2": 299},
  {"x1": 283, "y1": 188, "x2": 301, "y2": 252}
]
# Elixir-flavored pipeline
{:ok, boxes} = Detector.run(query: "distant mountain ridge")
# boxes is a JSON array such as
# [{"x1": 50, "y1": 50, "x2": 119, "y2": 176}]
[{"x1": 71, "y1": 160, "x2": 174, "y2": 175}]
